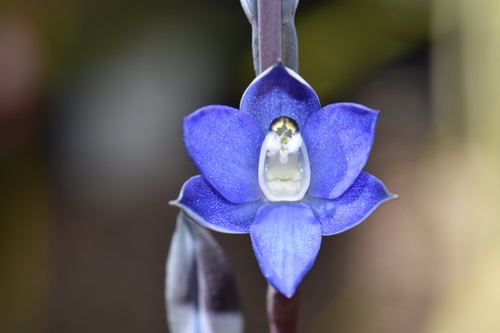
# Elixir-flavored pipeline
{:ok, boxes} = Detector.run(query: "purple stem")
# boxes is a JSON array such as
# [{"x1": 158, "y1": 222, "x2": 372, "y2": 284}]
[
  {"x1": 257, "y1": 0, "x2": 282, "y2": 73},
  {"x1": 267, "y1": 284, "x2": 299, "y2": 333},
  {"x1": 258, "y1": 1, "x2": 299, "y2": 331},
  {"x1": 255, "y1": 1, "x2": 300, "y2": 332}
]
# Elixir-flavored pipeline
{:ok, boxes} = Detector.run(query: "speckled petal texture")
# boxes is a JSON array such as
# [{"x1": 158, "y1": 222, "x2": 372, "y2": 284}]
[
  {"x1": 303, "y1": 103, "x2": 378, "y2": 199},
  {"x1": 305, "y1": 172, "x2": 396, "y2": 235},
  {"x1": 240, "y1": 65, "x2": 321, "y2": 134},
  {"x1": 174, "y1": 63, "x2": 396, "y2": 298},
  {"x1": 183, "y1": 105, "x2": 264, "y2": 204},
  {"x1": 250, "y1": 203, "x2": 322, "y2": 297},
  {"x1": 172, "y1": 176, "x2": 263, "y2": 234}
]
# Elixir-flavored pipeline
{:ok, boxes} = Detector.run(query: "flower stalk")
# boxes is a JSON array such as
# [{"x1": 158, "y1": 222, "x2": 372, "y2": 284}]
[
  {"x1": 257, "y1": 0, "x2": 282, "y2": 73},
  {"x1": 267, "y1": 284, "x2": 299, "y2": 333},
  {"x1": 254, "y1": 0, "x2": 300, "y2": 331},
  {"x1": 240, "y1": 0, "x2": 299, "y2": 74}
]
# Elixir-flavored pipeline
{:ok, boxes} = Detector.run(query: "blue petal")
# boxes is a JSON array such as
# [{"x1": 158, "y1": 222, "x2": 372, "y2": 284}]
[
  {"x1": 184, "y1": 105, "x2": 264, "y2": 204},
  {"x1": 171, "y1": 176, "x2": 263, "y2": 234},
  {"x1": 305, "y1": 172, "x2": 396, "y2": 235},
  {"x1": 250, "y1": 203, "x2": 322, "y2": 297},
  {"x1": 240, "y1": 64, "x2": 321, "y2": 134},
  {"x1": 302, "y1": 103, "x2": 379, "y2": 199}
]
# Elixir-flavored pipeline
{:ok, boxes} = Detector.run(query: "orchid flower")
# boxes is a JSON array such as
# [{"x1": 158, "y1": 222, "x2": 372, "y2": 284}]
[{"x1": 171, "y1": 63, "x2": 396, "y2": 298}]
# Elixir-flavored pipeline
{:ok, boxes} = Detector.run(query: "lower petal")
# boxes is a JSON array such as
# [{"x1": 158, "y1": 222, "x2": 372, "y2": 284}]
[
  {"x1": 250, "y1": 203, "x2": 322, "y2": 297},
  {"x1": 305, "y1": 172, "x2": 397, "y2": 235},
  {"x1": 171, "y1": 176, "x2": 262, "y2": 234}
]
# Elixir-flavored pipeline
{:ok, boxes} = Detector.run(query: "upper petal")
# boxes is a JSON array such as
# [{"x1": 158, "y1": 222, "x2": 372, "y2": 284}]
[
  {"x1": 183, "y1": 105, "x2": 264, "y2": 204},
  {"x1": 302, "y1": 102, "x2": 379, "y2": 199},
  {"x1": 240, "y1": 64, "x2": 321, "y2": 134},
  {"x1": 305, "y1": 172, "x2": 396, "y2": 235},
  {"x1": 250, "y1": 203, "x2": 322, "y2": 297},
  {"x1": 171, "y1": 176, "x2": 263, "y2": 234}
]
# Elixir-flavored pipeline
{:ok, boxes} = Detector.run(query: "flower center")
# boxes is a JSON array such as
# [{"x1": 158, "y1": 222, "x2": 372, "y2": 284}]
[{"x1": 258, "y1": 116, "x2": 311, "y2": 201}]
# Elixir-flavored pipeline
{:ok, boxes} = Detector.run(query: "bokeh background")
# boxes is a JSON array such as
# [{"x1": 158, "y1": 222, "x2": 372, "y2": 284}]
[{"x1": 2, "y1": 0, "x2": 500, "y2": 332}]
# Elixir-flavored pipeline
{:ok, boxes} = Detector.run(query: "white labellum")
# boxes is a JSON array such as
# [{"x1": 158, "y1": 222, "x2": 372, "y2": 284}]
[{"x1": 258, "y1": 117, "x2": 311, "y2": 201}]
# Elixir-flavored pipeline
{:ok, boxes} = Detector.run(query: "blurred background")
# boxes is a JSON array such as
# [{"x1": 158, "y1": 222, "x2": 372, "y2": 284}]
[{"x1": 1, "y1": 0, "x2": 500, "y2": 332}]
